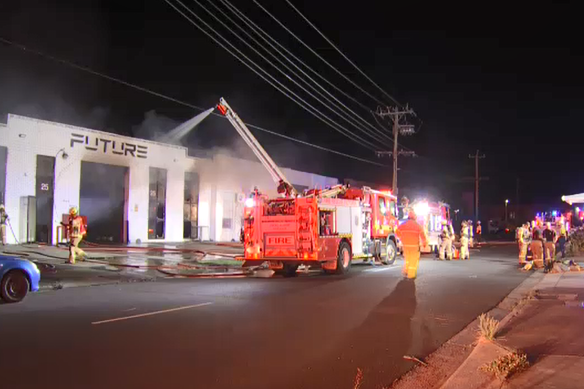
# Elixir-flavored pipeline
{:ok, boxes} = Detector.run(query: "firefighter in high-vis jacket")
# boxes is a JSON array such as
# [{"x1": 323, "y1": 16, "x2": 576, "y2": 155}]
[
  {"x1": 518, "y1": 222, "x2": 531, "y2": 264},
  {"x1": 468, "y1": 220, "x2": 475, "y2": 247},
  {"x1": 439, "y1": 220, "x2": 453, "y2": 260},
  {"x1": 460, "y1": 220, "x2": 471, "y2": 260},
  {"x1": 0, "y1": 204, "x2": 8, "y2": 245},
  {"x1": 476, "y1": 221, "x2": 482, "y2": 244},
  {"x1": 63, "y1": 207, "x2": 87, "y2": 264},
  {"x1": 396, "y1": 210, "x2": 428, "y2": 279}
]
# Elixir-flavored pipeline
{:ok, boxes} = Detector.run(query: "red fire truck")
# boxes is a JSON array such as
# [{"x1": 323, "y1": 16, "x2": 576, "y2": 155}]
[{"x1": 217, "y1": 98, "x2": 401, "y2": 276}]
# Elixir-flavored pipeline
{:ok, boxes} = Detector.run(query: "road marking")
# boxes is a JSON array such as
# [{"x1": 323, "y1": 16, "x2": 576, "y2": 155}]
[
  {"x1": 364, "y1": 267, "x2": 401, "y2": 273},
  {"x1": 92, "y1": 302, "x2": 213, "y2": 325}
]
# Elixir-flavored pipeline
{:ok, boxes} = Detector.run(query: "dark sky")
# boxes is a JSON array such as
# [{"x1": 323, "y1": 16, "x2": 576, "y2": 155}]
[{"x1": 1, "y1": 0, "x2": 583, "y2": 212}]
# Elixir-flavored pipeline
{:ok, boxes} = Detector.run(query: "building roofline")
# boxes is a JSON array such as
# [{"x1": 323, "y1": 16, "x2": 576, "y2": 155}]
[{"x1": 7, "y1": 113, "x2": 188, "y2": 152}]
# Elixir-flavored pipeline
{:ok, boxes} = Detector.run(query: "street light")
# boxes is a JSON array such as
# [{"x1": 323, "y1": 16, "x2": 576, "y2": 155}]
[{"x1": 505, "y1": 199, "x2": 509, "y2": 222}]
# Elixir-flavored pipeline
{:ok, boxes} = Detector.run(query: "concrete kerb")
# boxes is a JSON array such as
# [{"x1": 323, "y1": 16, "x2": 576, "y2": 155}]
[
  {"x1": 390, "y1": 271, "x2": 544, "y2": 389},
  {"x1": 437, "y1": 271, "x2": 548, "y2": 389}
]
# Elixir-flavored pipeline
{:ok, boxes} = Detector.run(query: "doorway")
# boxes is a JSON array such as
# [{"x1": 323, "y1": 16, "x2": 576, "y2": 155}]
[
  {"x1": 35, "y1": 155, "x2": 55, "y2": 243},
  {"x1": 80, "y1": 161, "x2": 128, "y2": 244},
  {"x1": 184, "y1": 172, "x2": 199, "y2": 239},
  {"x1": 148, "y1": 167, "x2": 167, "y2": 239}
]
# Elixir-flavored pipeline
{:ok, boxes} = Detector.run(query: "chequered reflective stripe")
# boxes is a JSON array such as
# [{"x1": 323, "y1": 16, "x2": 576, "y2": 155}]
[{"x1": 265, "y1": 249, "x2": 297, "y2": 257}]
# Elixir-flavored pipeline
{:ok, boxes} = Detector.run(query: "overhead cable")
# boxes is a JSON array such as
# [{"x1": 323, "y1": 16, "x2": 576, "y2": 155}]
[
  {"x1": 211, "y1": 0, "x2": 395, "y2": 145},
  {"x1": 284, "y1": 0, "x2": 402, "y2": 107},
  {"x1": 164, "y1": 0, "x2": 381, "y2": 150},
  {"x1": 220, "y1": 0, "x2": 375, "y2": 114},
  {"x1": 194, "y1": 0, "x2": 393, "y2": 146},
  {"x1": 251, "y1": 0, "x2": 386, "y2": 107},
  {"x1": 0, "y1": 36, "x2": 389, "y2": 167}
]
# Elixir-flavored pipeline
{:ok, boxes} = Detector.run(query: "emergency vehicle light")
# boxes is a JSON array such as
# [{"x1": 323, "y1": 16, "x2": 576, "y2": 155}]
[
  {"x1": 245, "y1": 198, "x2": 255, "y2": 208},
  {"x1": 217, "y1": 104, "x2": 228, "y2": 116},
  {"x1": 414, "y1": 202, "x2": 430, "y2": 217}
]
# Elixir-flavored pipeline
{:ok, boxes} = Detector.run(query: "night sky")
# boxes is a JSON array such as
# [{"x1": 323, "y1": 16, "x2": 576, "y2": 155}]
[{"x1": 1, "y1": 0, "x2": 583, "y2": 213}]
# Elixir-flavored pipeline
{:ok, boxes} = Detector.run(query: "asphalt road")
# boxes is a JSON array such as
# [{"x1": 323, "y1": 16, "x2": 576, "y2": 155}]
[{"x1": 1, "y1": 244, "x2": 527, "y2": 389}]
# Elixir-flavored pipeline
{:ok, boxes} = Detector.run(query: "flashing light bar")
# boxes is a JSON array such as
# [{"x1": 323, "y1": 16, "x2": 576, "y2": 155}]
[{"x1": 217, "y1": 104, "x2": 228, "y2": 116}]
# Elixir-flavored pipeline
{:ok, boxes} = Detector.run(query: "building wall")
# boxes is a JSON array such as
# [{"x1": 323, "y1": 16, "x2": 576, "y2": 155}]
[
  {"x1": 0, "y1": 114, "x2": 188, "y2": 244},
  {"x1": 0, "y1": 115, "x2": 340, "y2": 244},
  {"x1": 194, "y1": 154, "x2": 339, "y2": 242}
]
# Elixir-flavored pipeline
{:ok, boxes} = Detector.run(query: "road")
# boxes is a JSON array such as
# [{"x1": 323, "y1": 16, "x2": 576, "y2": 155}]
[{"x1": 1, "y1": 244, "x2": 527, "y2": 389}]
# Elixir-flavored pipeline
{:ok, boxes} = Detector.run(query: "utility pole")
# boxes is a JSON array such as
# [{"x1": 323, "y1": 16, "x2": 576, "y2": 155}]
[
  {"x1": 468, "y1": 150, "x2": 486, "y2": 222},
  {"x1": 375, "y1": 105, "x2": 416, "y2": 195}
]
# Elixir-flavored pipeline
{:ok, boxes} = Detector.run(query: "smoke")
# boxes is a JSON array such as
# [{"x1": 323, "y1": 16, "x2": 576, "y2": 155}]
[
  {"x1": 7, "y1": 98, "x2": 111, "y2": 130},
  {"x1": 132, "y1": 110, "x2": 182, "y2": 143}
]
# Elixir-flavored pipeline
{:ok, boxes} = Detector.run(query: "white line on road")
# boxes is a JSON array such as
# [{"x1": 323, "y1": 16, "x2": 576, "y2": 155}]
[
  {"x1": 92, "y1": 302, "x2": 213, "y2": 325},
  {"x1": 364, "y1": 267, "x2": 401, "y2": 273}
]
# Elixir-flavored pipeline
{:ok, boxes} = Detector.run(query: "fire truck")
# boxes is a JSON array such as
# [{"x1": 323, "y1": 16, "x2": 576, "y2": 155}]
[
  {"x1": 216, "y1": 98, "x2": 401, "y2": 276},
  {"x1": 401, "y1": 199, "x2": 452, "y2": 253}
]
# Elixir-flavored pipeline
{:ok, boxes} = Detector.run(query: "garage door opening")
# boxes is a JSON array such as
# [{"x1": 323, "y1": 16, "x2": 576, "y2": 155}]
[{"x1": 80, "y1": 161, "x2": 128, "y2": 244}]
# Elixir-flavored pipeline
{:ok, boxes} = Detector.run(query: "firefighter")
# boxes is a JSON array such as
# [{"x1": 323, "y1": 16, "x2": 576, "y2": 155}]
[
  {"x1": 439, "y1": 220, "x2": 453, "y2": 260},
  {"x1": 460, "y1": 220, "x2": 471, "y2": 260},
  {"x1": 396, "y1": 210, "x2": 428, "y2": 279},
  {"x1": 468, "y1": 220, "x2": 475, "y2": 247},
  {"x1": 62, "y1": 207, "x2": 87, "y2": 264},
  {"x1": 476, "y1": 221, "x2": 482, "y2": 244},
  {"x1": 542, "y1": 222, "x2": 556, "y2": 268},
  {"x1": 518, "y1": 222, "x2": 531, "y2": 264},
  {"x1": 0, "y1": 204, "x2": 8, "y2": 245}
]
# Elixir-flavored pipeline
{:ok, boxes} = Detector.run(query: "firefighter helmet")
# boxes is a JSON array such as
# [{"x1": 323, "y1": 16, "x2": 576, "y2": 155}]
[
  {"x1": 69, "y1": 207, "x2": 78, "y2": 216},
  {"x1": 477, "y1": 221, "x2": 481, "y2": 225}
]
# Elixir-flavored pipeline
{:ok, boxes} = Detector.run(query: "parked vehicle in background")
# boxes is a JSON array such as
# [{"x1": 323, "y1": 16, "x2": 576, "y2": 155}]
[{"x1": 0, "y1": 255, "x2": 41, "y2": 303}]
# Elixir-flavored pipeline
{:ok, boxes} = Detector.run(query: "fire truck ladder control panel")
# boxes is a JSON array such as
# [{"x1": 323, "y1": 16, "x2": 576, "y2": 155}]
[{"x1": 216, "y1": 98, "x2": 296, "y2": 197}]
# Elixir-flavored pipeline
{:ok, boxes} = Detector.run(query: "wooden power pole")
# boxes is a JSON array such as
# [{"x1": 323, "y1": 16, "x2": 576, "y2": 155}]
[
  {"x1": 468, "y1": 150, "x2": 486, "y2": 222},
  {"x1": 375, "y1": 105, "x2": 416, "y2": 195}
]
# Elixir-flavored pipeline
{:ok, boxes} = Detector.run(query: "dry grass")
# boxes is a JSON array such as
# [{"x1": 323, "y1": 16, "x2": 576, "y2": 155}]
[
  {"x1": 481, "y1": 351, "x2": 529, "y2": 379},
  {"x1": 353, "y1": 368, "x2": 364, "y2": 389},
  {"x1": 478, "y1": 313, "x2": 499, "y2": 340}
]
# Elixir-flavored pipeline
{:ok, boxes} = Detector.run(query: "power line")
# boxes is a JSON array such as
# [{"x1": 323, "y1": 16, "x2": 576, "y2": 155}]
[
  {"x1": 165, "y1": 0, "x2": 381, "y2": 151},
  {"x1": 0, "y1": 36, "x2": 389, "y2": 167},
  {"x1": 193, "y1": 0, "x2": 393, "y2": 146},
  {"x1": 206, "y1": 0, "x2": 394, "y2": 146},
  {"x1": 219, "y1": 0, "x2": 376, "y2": 113},
  {"x1": 251, "y1": 0, "x2": 387, "y2": 107},
  {"x1": 284, "y1": 0, "x2": 402, "y2": 107}
]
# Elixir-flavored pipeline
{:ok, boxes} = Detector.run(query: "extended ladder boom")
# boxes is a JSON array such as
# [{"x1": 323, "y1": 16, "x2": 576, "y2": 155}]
[{"x1": 217, "y1": 98, "x2": 296, "y2": 196}]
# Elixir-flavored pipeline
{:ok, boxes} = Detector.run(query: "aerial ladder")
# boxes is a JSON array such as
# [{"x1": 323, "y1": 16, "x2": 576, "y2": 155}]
[{"x1": 216, "y1": 98, "x2": 296, "y2": 197}]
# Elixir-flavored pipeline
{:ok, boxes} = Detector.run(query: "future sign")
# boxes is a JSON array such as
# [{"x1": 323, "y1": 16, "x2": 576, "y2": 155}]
[{"x1": 70, "y1": 133, "x2": 147, "y2": 158}]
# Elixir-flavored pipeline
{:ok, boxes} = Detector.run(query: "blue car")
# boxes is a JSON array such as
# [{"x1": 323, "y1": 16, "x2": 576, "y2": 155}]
[{"x1": 0, "y1": 255, "x2": 41, "y2": 303}]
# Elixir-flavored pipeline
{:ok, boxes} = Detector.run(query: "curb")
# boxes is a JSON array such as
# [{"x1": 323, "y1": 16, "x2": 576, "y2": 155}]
[
  {"x1": 390, "y1": 270, "x2": 543, "y2": 389},
  {"x1": 437, "y1": 271, "x2": 545, "y2": 389}
]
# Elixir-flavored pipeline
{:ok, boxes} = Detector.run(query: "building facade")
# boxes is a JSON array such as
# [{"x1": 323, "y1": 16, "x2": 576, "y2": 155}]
[{"x1": 0, "y1": 114, "x2": 338, "y2": 245}]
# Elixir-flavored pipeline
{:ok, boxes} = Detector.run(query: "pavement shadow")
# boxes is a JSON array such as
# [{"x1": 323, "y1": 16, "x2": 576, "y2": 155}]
[{"x1": 282, "y1": 278, "x2": 418, "y2": 389}]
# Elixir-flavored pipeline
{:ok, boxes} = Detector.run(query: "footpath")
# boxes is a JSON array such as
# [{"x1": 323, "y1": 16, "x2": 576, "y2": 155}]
[
  {"x1": 0, "y1": 241, "x2": 246, "y2": 291},
  {"x1": 391, "y1": 257, "x2": 584, "y2": 389}
]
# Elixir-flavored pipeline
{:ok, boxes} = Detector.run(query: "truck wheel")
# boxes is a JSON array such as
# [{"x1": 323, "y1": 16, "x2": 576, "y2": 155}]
[
  {"x1": 382, "y1": 239, "x2": 397, "y2": 265},
  {"x1": 329, "y1": 241, "x2": 351, "y2": 275},
  {"x1": 277, "y1": 264, "x2": 298, "y2": 278},
  {"x1": 1, "y1": 270, "x2": 30, "y2": 303}
]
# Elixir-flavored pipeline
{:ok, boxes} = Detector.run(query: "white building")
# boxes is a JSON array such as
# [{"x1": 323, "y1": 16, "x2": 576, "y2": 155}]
[{"x1": 0, "y1": 114, "x2": 338, "y2": 244}]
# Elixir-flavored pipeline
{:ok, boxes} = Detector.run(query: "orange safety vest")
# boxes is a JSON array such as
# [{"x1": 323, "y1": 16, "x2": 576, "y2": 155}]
[
  {"x1": 396, "y1": 219, "x2": 428, "y2": 248},
  {"x1": 476, "y1": 225, "x2": 482, "y2": 234},
  {"x1": 69, "y1": 216, "x2": 87, "y2": 238}
]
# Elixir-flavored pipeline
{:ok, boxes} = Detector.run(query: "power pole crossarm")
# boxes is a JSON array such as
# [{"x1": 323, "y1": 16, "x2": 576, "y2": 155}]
[{"x1": 375, "y1": 105, "x2": 417, "y2": 195}]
